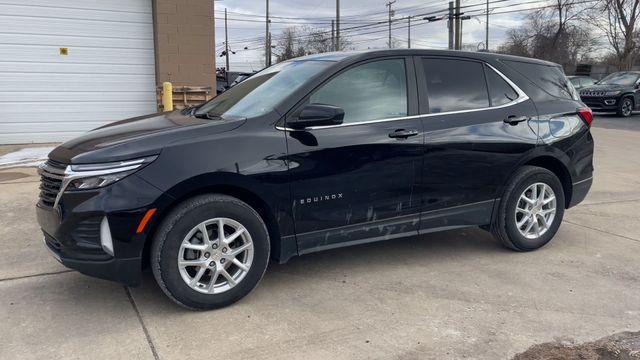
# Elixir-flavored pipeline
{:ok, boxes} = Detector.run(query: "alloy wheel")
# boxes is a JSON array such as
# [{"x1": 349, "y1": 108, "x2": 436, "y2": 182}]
[
  {"x1": 514, "y1": 182, "x2": 557, "y2": 239},
  {"x1": 622, "y1": 99, "x2": 633, "y2": 116},
  {"x1": 178, "y1": 218, "x2": 254, "y2": 294}
]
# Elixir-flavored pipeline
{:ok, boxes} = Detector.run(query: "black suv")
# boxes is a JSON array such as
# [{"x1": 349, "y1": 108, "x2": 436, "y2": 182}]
[
  {"x1": 37, "y1": 50, "x2": 594, "y2": 310},
  {"x1": 579, "y1": 71, "x2": 640, "y2": 117}
]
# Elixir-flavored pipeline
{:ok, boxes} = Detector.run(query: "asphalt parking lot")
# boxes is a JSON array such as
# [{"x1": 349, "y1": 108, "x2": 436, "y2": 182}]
[{"x1": 1, "y1": 115, "x2": 639, "y2": 359}]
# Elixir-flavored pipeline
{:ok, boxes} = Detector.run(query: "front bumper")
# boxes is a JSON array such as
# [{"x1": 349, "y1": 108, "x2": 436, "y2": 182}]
[
  {"x1": 580, "y1": 96, "x2": 619, "y2": 111},
  {"x1": 43, "y1": 235, "x2": 142, "y2": 286},
  {"x1": 36, "y1": 173, "x2": 169, "y2": 286}
]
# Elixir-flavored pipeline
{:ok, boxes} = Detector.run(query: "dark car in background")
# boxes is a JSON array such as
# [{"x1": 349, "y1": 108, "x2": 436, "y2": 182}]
[
  {"x1": 579, "y1": 71, "x2": 640, "y2": 117},
  {"x1": 568, "y1": 75, "x2": 596, "y2": 90},
  {"x1": 37, "y1": 49, "x2": 594, "y2": 310},
  {"x1": 227, "y1": 72, "x2": 255, "y2": 88}
]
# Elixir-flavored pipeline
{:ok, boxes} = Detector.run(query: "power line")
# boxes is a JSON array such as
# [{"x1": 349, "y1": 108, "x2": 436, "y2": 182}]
[{"x1": 219, "y1": 0, "x2": 594, "y2": 51}]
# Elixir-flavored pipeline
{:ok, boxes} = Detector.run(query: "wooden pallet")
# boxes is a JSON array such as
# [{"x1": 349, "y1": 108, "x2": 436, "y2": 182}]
[{"x1": 156, "y1": 86, "x2": 213, "y2": 111}]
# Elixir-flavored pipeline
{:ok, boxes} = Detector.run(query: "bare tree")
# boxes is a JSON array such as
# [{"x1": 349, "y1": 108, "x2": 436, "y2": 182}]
[
  {"x1": 593, "y1": 0, "x2": 640, "y2": 69},
  {"x1": 275, "y1": 27, "x2": 306, "y2": 62},
  {"x1": 275, "y1": 26, "x2": 351, "y2": 62},
  {"x1": 498, "y1": 2, "x2": 598, "y2": 66},
  {"x1": 387, "y1": 37, "x2": 402, "y2": 49},
  {"x1": 498, "y1": 27, "x2": 532, "y2": 57}
]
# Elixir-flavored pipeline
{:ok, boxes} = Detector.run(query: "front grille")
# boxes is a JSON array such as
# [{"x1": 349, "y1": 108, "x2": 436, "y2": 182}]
[
  {"x1": 580, "y1": 90, "x2": 606, "y2": 97},
  {"x1": 38, "y1": 160, "x2": 66, "y2": 207}
]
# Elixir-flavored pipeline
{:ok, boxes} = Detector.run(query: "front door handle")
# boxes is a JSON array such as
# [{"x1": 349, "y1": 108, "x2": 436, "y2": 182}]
[
  {"x1": 388, "y1": 129, "x2": 419, "y2": 139},
  {"x1": 504, "y1": 115, "x2": 530, "y2": 125}
]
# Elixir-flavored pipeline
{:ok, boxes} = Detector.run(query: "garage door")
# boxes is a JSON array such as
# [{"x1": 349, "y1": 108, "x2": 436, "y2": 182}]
[{"x1": 0, "y1": 0, "x2": 157, "y2": 144}]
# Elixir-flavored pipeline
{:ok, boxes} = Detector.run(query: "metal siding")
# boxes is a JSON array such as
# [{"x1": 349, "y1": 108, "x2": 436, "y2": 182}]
[{"x1": 0, "y1": 0, "x2": 156, "y2": 144}]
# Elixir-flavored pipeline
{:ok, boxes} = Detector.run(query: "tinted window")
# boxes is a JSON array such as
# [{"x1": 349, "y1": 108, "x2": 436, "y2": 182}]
[
  {"x1": 598, "y1": 72, "x2": 639, "y2": 86},
  {"x1": 422, "y1": 58, "x2": 489, "y2": 113},
  {"x1": 485, "y1": 65, "x2": 518, "y2": 106},
  {"x1": 309, "y1": 59, "x2": 407, "y2": 123},
  {"x1": 195, "y1": 60, "x2": 331, "y2": 118},
  {"x1": 503, "y1": 60, "x2": 573, "y2": 100},
  {"x1": 582, "y1": 78, "x2": 595, "y2": 86}
]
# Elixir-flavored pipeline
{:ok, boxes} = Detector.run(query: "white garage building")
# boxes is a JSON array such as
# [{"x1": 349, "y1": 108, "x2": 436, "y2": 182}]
[{"x1": 0, "y1": 0, "x2": 216, "y2": 144}]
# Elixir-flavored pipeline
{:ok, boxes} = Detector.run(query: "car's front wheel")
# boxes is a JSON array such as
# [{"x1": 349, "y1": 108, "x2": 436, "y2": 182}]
[
  {"x1": 151, "y1": 194, "x2": 270, "y2": 310},
  {"x1": 617, "y1": 97, "x2": 634, "y2": 117},
  {"x1": 491, "y1": 166, "x2": 565, "y2": 251}
]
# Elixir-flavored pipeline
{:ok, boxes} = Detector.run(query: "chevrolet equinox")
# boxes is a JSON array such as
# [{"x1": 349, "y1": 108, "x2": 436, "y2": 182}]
[{"x1": 37, "y1": 50, "x2": 594, "y2": 310}]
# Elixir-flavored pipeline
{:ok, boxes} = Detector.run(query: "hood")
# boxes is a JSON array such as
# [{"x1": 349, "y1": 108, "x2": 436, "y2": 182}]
[
  {"x1": 49, "y1": 111, "x2": 245, "y2": 164},
  {"x1": 580, "y1": 83, "x2": 629, "y2": 92}
]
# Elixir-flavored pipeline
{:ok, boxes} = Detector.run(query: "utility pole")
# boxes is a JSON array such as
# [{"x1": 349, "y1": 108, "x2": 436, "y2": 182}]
[
  {"x1": 485, "y1": 0, "x2": 489, "y2": 51},
  {"x1": 407, "y1": 16, "x2": 411, "y2": 48},
  {"x1": 386, "y1": 0, "x2": 396, "y2": 49},
  {"x1": 448, "y1": 2, "x2": 454, "y2": 50},
  {"x1": 267, "y1": 30, "x2": 272, "y2": 66},
  {"x1": 454, "y1": 0, "x2": 461, "y2": 50},
  {"x1": 224, "y1": 8, "x2": 229, "y2": 84},
  {"x1": 336, "y1": 0, "x2": 340, "y2": 51},
  {"x1": 265, "y1": 0, "x2": 269, "y2": 67},
  {"x1": 331, "y1": 20, "x2": 335, "y2": 51}
]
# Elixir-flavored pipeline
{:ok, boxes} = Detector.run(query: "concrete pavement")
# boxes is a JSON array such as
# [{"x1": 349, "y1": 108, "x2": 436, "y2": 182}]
[{"x1": 1, "y1": 116, "x2": 639, "y2": 359}]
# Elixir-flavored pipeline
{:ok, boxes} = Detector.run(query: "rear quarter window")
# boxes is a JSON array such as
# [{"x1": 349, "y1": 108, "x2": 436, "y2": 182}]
[{"x1": 502, "y1": 60, "x2": 574, "y2": 100}]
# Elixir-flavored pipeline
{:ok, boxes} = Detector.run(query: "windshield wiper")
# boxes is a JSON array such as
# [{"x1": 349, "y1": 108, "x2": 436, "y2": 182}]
[
  {"x1": 193, "y1": 112, "x2": 223, "y2": 120},
  {"x1": 181, "y1": 105, "x2": 202, "y2": 116}
]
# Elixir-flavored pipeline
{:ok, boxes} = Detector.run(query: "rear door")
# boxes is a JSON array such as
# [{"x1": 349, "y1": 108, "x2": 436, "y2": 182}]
[
  {"x1": 415, "y1": 56, "x2": 539, "y2": 231},
  {"x1": 284, "y1": 57, "x2": 423, "y2": 253}
]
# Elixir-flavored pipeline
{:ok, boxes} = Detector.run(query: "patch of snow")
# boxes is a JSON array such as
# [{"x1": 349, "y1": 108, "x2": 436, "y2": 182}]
[{"x1": 0, "y1": 147, "x2": 53, "y2": 168}]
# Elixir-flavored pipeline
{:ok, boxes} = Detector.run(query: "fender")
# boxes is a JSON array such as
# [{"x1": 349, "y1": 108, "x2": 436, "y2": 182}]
[
  {"x1": 153, "y1": 171, "x2": 297, "y2": 263},
  {"x1": 493, "y1": 145, "x2": 574, "y2": 201}
]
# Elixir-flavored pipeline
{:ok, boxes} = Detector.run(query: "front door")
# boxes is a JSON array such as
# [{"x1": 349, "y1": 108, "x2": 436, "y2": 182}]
[{"x1": 283, "y1": 57, "x2": 423, "y2": 254}]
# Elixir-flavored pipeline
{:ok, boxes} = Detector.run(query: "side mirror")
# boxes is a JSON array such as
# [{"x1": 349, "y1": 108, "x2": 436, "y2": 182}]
[{"x1": 288, "y1": 104, "x2": 344, "y2": 129}]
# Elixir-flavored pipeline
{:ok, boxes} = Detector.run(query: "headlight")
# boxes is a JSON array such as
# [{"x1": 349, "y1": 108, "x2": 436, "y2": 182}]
[
  {"x1": 65, "y1": 156, "x2": 157, "y2": 191},
  {"x1": 605, "y1": 91, "x2": 621, "y2": 96}
]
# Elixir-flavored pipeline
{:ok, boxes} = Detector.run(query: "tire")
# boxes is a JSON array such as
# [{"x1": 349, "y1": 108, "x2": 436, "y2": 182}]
[
  {"x1": 491, "y1": 166, "x2": 565, "y2": 251},
  {"x1": 617, "y1": 97, "x2": 633, "y2": 117},
  {"x1": 151, "y1": 194, "x2": 270, "y2": 310}
]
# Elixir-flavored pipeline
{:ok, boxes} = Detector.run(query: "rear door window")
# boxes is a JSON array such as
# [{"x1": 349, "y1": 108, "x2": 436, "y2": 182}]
[
  {"x1": 484, "y1": 65, "x2": 518, "y2": 106},
  {"x1": 421, "y1": 58, "x2": 489, "y2": 113}
]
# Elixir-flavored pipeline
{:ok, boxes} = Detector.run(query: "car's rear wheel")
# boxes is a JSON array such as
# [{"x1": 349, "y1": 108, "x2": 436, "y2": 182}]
[
  {"x1": 617, "y1": 97, "x2": 633, "y2": 117},
  {"x1": 491, "y1": 166, "x2": 565, "y2": 251},
  {"x1": 151, "y1": 194, "x2": 270, "y2": 310}
]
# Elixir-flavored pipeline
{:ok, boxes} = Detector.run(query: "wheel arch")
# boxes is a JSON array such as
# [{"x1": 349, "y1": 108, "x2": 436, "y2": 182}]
[
  {"x1": 523, "y1": 156, "x2": 573, "y2": 208},
  {"x1": 141, "y1": 174, "x2": 289, "y2": 269}
]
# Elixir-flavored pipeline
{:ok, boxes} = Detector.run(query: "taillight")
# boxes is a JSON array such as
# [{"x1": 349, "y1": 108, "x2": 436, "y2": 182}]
[{"x1": 577, "y1": 108, "x2": 593, "y2": 127}]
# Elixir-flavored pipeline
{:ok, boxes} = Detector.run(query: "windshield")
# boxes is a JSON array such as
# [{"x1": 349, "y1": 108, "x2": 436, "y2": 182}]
[
  {"x1": 598, "y1": 72, "x2": 639, "y2": 86},
  {"x1": 195, "y1": 60, "x2": 332, "y2": 118}
]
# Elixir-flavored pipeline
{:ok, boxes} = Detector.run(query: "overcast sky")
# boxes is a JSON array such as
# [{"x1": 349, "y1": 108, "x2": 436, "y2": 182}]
[{"x1": 214, "y1": 0, "x2": 544, "y2": 72}]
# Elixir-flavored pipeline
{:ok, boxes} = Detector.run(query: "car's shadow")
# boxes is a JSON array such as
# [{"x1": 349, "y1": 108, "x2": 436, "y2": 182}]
[{"x1": 134, "y1": 226, "x2": 510, "y2": 310}]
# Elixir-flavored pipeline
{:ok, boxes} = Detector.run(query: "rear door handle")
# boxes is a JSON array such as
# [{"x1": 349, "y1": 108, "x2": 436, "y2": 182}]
[
  {"x1": 504, "y1": 115, "x2": 530, "y2": 125},
  {"x1": 388, "y1": 129, "x2": 419, "y2": 139}
]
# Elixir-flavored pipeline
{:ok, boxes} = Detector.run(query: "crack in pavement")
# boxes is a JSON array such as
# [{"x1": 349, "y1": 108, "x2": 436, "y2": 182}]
[
  {"x1": 564, "y1": 219, "x2": 640, "y2": 244},
  {"x1": 581, "y1": 198, "x2": 640, "y2": 206},
  {"x1": 0, "y1": 269, "x2": 74, "y2": 282},
  {"x1": 124, "y1": 286, "x2": 160, "y2": 360},
  {"x1": 0, "y1": 180, "x2": 40, "y2": 185}
]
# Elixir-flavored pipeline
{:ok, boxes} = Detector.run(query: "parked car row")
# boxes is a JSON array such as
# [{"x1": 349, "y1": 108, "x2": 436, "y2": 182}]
[{"x1": 570, "y1": 72, "x2": 640, "y2": 117}]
